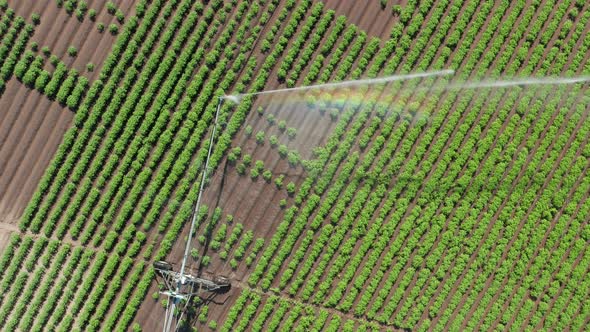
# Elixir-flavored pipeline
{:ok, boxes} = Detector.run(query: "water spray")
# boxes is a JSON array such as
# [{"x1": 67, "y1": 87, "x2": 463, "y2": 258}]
[
  {"x1": 426, "y1": 75, "x2": 590, "y2": 92},
  {"x1": 224, "y1": 69, "x2": 455, "y2": 103},
  {"x1": 224, "y1": 72, "x2": 590, "y2": 105},
  {"x1": 222, "y1": 94, "x2": 242, "y2": 104}
]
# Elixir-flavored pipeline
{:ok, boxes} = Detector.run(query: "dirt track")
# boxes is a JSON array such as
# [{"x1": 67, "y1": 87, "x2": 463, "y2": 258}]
[{"x1": 0, "y1": 222, "x2": 17, "y2": 253}]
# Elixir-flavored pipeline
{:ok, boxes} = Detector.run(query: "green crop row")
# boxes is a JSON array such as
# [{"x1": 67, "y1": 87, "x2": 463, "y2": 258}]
[
  {"x1": 384, "y1": 3, "x2": 588, "y2": 328},
  {"x1": 111, "y1": 0, "x2": 252, "y2": 241},
  {"x1": 22, "y1": 247, "x2": 82, "y2": 331},
  {"x1": 112, "y1": 0, "x2": 285, "y2": 329},
  {"x1": 20, "y1": 0, "x2": 160, "y2": 232},
  {"x1": 0, "y1": 15, "x2": 32, "y2": 81},
  {"x1": 298, "y1": 0, "x2": 446, "y2": 320},
  {"x1": 249, "y1": 296, "x2": 278, "y2": 332},
  {"x1": 285, "y1": 5, "x2": 335, "y2": 86},
  {"x1": 0, "y1": 12, "x2": 13, "y2": 39},
  {"x1": 277, "y1": 1, "x2": 319, "y2": 84},
  {"x1": 291, "y1": 115, "x2": 403, "y2": 301},
  {"x1": 245, "y1": 238, "x2": 265, "y2": 267},
  {"x1": 52, "y1": 0, "x2": 215, "y2": 252},
  {"x1": 377, "y1": 95, "x2": 516, "y2": 325},
  {"x1": 287, "y1": 127, "x2": 392, "y2": 294},
  {"x1": 442, "y1": 4, "x2": 580, "y2": 330},
  {"x1": 438, "y1": 92, "x2": 584, "y2": 330},
  {"x1": 233, "y1": 293, "x2": 262, "y2": 332},
  {"x1": 318, "y1": 24, "x2": 358, "y2": 83},
  {"x1": 0, "y1": 239, "x2": 55, "y2": 329},
  {"x1": 220, "y1": 289, "x2": 251, "y2": 332},
  {"x1": 428, "y1": 4, "x2": 584, "y2": 330},
  {"x1": 8, "y1": 243, "x2": 69, "y2": 331},
  {"x1": 314, "y1": 123, "x2": 426, "y2": 307},
  {"x1": 132, "y1": 0, "x2": 262, "y2": 250},
  {"x1": 282, "y1": 304, "x2": 304, "y2": 330},
  {"x1": 333, "y1": 31, "x2": 366, "y2": 81},
  {"x1": 44, "y1": 249, "x2": 94, "y2": 330},
  {"x1": 81, "y1": 0, "x2": 216, "y2": 245},
  {"x1": 233, "y1": 229, "x2": 253, "y2": 261},
  {"x1": 83, "y1": 256, "x2": 134, "y2": 331},
  {"x1": 248, "y1": 110, "x2": 355, "y2": 287},
  {"x1": 261, "y1": 109, "x2": 370, "y2": 290},
  {"x1": 0, "y1": 236, "x2": 33, "y2": 296},
  {"x1": 0, "y1": 235, "x2": 19, "y2": 281},
  {"x1": 306, "y1": 0, "x2": 467, "y2": 315},
  {"x1": 0, "y1": 273, "x2": 28, "y2": 328},
  {"x1": 238, "y1": 2, "x2": 583, "y2": 328}
]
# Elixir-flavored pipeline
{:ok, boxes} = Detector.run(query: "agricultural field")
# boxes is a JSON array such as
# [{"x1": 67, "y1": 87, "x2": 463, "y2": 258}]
[{"x1": 0, "y1": 0, "x2": 589, "y2": 331}]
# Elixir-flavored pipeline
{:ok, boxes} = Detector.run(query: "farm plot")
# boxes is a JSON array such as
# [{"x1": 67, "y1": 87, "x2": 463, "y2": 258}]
[
  {"x1": 2, "y1": 0, "x2": 590, "y2": 331},
  {"x1": 213, "y1": 81, "x2": 590, "y2": 332},
  {"x1": 8, "y1": 0, "x2": 383, "y2": 330},
  {"x1": 209, "y1": 0, "x2": 590, "y2": 331},
  {"x1": 0, "y1": 0, "x2": 128, "y2": 225}
]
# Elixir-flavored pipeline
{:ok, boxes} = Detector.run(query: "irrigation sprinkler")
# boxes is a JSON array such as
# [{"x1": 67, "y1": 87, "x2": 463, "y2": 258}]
[
  {"x1": 154, "y1": 68, "x2": 590, "y2": 332},
  {"x1": 225, "y1": 69, "x2": 455, "y2": 101},
  {"x1": 152, "y1": 70, "x2": 456, "y2": 331},
  {"x1": 155, "y1": 96, "x2": 233, "y2": 332}
]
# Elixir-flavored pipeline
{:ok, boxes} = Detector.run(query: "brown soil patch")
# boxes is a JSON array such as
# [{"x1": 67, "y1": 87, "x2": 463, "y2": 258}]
[
  {"x1": 321, "y1": 0, "x2": 400, "y2": 39},
  {"x1": 0, "y1": 79, "x2": 73, "y2": 225}
]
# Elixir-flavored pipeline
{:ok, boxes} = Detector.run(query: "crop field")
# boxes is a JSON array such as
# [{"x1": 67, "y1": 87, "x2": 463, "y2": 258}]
[{"x1": 0, "y1": 0, "x2": 590, "y2": 331}]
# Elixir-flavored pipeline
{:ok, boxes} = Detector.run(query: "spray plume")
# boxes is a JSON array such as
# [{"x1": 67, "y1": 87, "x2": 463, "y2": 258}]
[
  {"x1": 224, "y1": 69, "x2": 455, "y2": 103},
  {"x1": 223, "y1": 72, "x2": 590, "y2": 111},
  {"x1": 430, "y1": 75, "x2": 590, "y2": 91}
]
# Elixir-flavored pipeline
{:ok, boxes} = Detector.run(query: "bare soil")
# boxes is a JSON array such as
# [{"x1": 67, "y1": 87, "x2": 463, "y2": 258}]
[
  {"x1": 0, "y1": 79, "x2": 73, "y2": 226},
  {"x1": 321, "y1": 0, "x2": 400, "y2": 39},
  {"x1": 0, "y1": 223, "x2": 17, "y2": 253}
]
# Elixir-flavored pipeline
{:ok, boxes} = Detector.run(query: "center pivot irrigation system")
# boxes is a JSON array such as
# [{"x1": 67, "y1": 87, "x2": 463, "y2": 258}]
[
  {"x1": 152, "y1": 69, "x2": 590, "y2": 332},
  {"x1": 153, "y1": 69, "x2": 456, "y2": 332},
  {"x1": 154, "y1": 96, "x2": 233, "y2": 332}
]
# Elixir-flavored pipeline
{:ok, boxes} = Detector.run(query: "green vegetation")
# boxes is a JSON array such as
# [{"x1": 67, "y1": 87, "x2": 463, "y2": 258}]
[
  {"x1": 108, "y1": 23, "x2": 118, "y2": 35},
  {"x1": 219, "y1": 0, "x2": 590, "y2": 331},
  {"x1": 67, "y1": 45, "x2": 77, "y2": 56},
  {"x1": 88, "y1": 8, "x2": 96, "y2": 21},
  {"x1": 1, "y1": 0, "x2": 589, "y2": 331},
  {"x1": 31, "y1": 13, "x2": 40, "y2": 25},
  {"x1": 0, "y1": 11, "x2": 34, "y2": 92},
  {"x1": 116, "y1": 10, "x2": 125, "y2": 23},
  {"x1": 106, "y1": 1, "x2": 116, "y2": 15}
]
